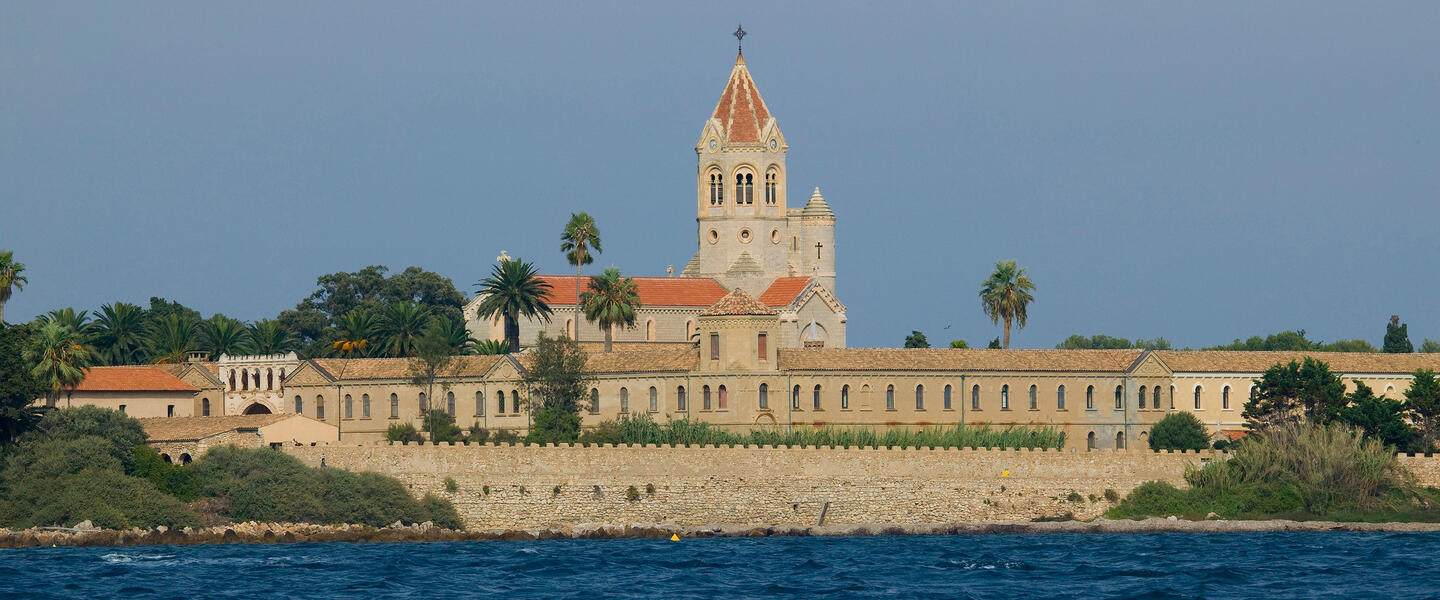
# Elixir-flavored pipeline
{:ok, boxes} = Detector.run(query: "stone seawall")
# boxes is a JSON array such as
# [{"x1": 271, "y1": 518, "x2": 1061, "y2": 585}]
[{"x1": 285, "y1": 443, "x2": 1242, "y2": 529}]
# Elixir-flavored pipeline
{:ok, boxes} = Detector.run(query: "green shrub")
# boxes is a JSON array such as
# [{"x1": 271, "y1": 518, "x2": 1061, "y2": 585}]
[
  {"x1": 418, "y1": 493, "x2": 463, "y2": 529},
  {"x1": 132, "y1": 446, "x2": 201, "y2": 502},
  {"x1": 1066, "y1": 491, "x2": 1083, "y2": 503},
  {"x1": 420, "y1": 410, "x2": 464, "y2": 443},
  {"x1": 576, "y1": 412, "x2": 1066, "y2": 449},
  {"x1": 385, "y1": 422, "x2": 423, "y2": 443},
  {"x1": 491, "y1": 429, "x2": 521, "y2": 444},
  {"x1": 466, "y1": 424, "x2": 490, "y2": 444},
  {"x1": 4, "y1": 467, "x2": 200, "y2": 530},
  {"x1": 529, "y1": 405, "x2": 582, "y2": 445},
  {"x1": 1148, "y1": 412, "x2": 1211, "y2": 452},
  {"x1": 625, "y1": 485, "x2": 640, "y2": 502},
  {"x1": 24, "y1": 407, "x2": 147, "y2": 472},
  {"x1": 444, "y1": 477, "x2": 458, "y2": 493},
  {"x1": 1103, "y1": 488, "x2": 1119, "y2": 502}
]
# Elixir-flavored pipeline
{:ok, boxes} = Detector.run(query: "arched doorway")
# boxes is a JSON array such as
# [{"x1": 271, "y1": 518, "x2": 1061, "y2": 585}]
[{"x1": 243, "y1": 403, "x2": 273, "y2": 415}]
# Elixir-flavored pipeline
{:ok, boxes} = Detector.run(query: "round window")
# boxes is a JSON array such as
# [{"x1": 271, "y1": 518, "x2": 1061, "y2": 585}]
[
  {"x1": 770, "y1": 229, "x2": 782, "y2": 244},
  {"x1": 738, "y1": 228, "x2": 753, "y2": 244},
  {"x1": 769, "y1": 139, "x2": 777, "y2": 149},
  {"x1": 709, "y1": 140, "x2": 718, "y2": 150},
  {"x1": 707, "y1": 229, "x2": 720, "y2": 244}
]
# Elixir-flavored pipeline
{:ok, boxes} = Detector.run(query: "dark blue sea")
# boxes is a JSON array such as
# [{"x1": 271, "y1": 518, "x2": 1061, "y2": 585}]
[{"x1": 2, "y1": 532, "x2": 1438, "y2": 599}]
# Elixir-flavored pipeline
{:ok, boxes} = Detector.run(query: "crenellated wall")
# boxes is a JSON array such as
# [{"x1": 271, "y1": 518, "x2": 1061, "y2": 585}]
[{"x1": 282, "y1": 443, "x2": 1265, "y2": 529}]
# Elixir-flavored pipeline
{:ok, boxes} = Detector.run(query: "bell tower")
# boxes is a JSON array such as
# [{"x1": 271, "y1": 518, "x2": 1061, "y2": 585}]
[{"x1": 683, "y1": 34, "x2": 793, "y2": 295}]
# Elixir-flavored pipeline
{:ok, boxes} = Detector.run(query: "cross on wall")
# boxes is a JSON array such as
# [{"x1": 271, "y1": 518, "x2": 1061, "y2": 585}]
[{"x1": 815, "y1": 241, "x2": 823, "y2": 259}]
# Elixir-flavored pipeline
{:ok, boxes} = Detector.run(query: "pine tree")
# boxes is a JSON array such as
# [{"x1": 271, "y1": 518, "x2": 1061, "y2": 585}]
[{"x1": 1383, "y1": 315, "x2": 1414, "y2": 353}]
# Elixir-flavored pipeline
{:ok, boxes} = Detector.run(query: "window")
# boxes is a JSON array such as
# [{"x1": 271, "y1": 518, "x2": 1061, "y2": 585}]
[
  {"x1": 1086, "y1": 385, "x2": 1095, "y2": 410},
  {"x1": 735, "y1": 172, "x2": 754, "y2": 204},
  {"x1": 1194, "y1": 386, "x2": 1202, "y2": 410},
  {"x1": 792, "y1": 385, "x2": 800, "y2": 410},
  {"x1": 476, "y1": 391, "x2": 484, "y2": 416},
  {"x1": 512, "y1": 391, "x2": 521, "y2": 414},
  {"x1": 167, "y1": 405, "x2": 175, "y2": 418},
  {"x1": 1139, "y1": 386, "x2": 1147, "y2": 409},
  {"x1": 202, "y1": 398, "x2": 211, "y2": 417},
  {"x1": 620, "y1": 387, "x2": 630, "y2": 413},
  {"x1": 1057, "y1": 385, "x2": 1066, "y2": 410},
  {"x1": 295, "y1": 395, "x2": 303, "y2": 414},
  {"x1": 1154, "y1": 386, "x2": 1162, "y2": 410},
  {"x1": 389, "y1": 393, "x2": 398, "y2": 418},
  {"x1": 915, "y1": 384, "x2": 924, "y2": 410},
  {"x1": 241, "y1": 371, "x2": 248, "y2": 390},
  {"x1": 447, "y1": 391, "x2": 456, "y2": 416},
  {"x1": 119, "y1": 405, "x2": 127, "y2": 414},
  {"x1": 267, "y1": 368, "x2": 273, "y2": 390},
  {"x1": 419, "y1": 392, "x2": 430, "y2": 412},
  {"x1": 718, "y1": 385, "x2": 728, "y2": 409},
  {"x1": 710, "y1": 333, "x2": 720, "y2": 359},
  {"x1": 1222, "y1": 386, "x2": 1230, "y2": 410},
  {"x1": 1114, "y1": 385, "x2": 1123, "y2": 410},
  {"x1": 943, "y1": 385, "x2": 952, "y2": 410},
  {"x1": 497, "y1": 390, "x2": 505, "y2": 414},
  {"x1": 362, "y1": 393, "x2": 371, "y2": 418},
  {"x1": 1001, "y1": 385, "x2": 1010, "y2": 410},
  {"x1": 316, "y1": 396, "x2": 325, "y2": 420},
  {"x1": 757, "y1": 333, "x2": 767, "y2": 359},
  {"x1": 646, "y1": 320, "x2": 655, "y2": 342},
  {"x1": 841, "y1": 385, "x2": 850, "y2": 410},
  {"x1": 1116, "y1": 431, "x2": 1126, "y2": 449},
  {"x1": 765, "y1": 168, "x2": 778, "y2": 204},
  {"x1": 1087, "y1": 432, "x2": 1096, "y2": 451},
  {"x1": 972, "y1": 385, "x2": 980, "y2": 410},
  {"x1": 344, "y1": 394, "x2": 353, "y2": 419},
  {"x1": 590, "y1": 389, "x2": 600, "y2": 414},
  {"x1": 649, "y1": 386, "x2": 658, "y2": 412},
  {"x1": 813, "y1": 385, "x2": 822, "y2": 410},
  {"x1": 886, "y1": 385, "x2": 895, "y2": 411},
  {"x1": 703, "y1": 385, "x2": 712, "y2": 410},
  {"x1": 229, "y1": 370, "x2": 236, "y2": 390},
  {"x1": 677, "y1": 386, "x2": 688, "y2": 411},
  {"x1": 709, "y1": 170, "x2": 723, "y2": 205},
  {"x1": 1028, "y1": 385, "x2": 1037, "y2": 410},
  {"x1": 1169, "y1": 385, "x2": 1175, "y2": 410},
  {"x1": 759, "y1": 383, "x2": 769, "y2": 409}
]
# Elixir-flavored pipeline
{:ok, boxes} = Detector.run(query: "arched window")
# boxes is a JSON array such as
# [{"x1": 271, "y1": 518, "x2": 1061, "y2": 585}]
[
  {"x1": 497, "y1": 390, "x2": 505, "y2": 414},
  {"x1": 915, "y1": 384, "x2": 924, "y2": 410},
  {"x1": 1116, "y1": 431, "x2": 1126, "y2": 449},
  {"x1": 708, "y1": 170, "x2": 723, "y2": 205},
  {"x1": 886, "y1": 385, "x2": 895, "y2": 411},
  {"x1": 718, "y1": 385, "x2": 728, "y2": 409},
  {"x1": 972, "y1": 385, "x2": 980, "y2": 410},
  {"x1": 813, "y1": 385, "x2": 822, "y2": 410},
  {"x1": 646, "y1": 320, "x2": 655, "y2": 342},
  {"x1": 764, "y1": 168, "x2": 778, "y2": 204},
  {"x1": 202, "y1": 397, "x2": 211, "y2": 417},
  {"x1": 1086, "y1": 385, "x2": 1095, "y2": 410},
  {"x1": 1169, "y1": 385, "x2": 1175, "y2": 410},
  {"x1": 1114, "y1": 385, "x2": 1123, "y2": 410},
  {"x1": 1194, "y1": 385, "x2": 1202, "y2": 410},
  {"x1": 862, "y1": 384, "x2": 872, "y2": 408},
  {"x1": 792, "y1": 385, "x2": 800, "y2": 410},
  {"x1": 295, "y1": 395, "x2": 303, "y2": 414},
  {"x1": 841, "y1": 385, "x2": 850, "y2": 410},
  {"x1": 1001, "y1": 385, "x2": 1010, "y2": 410},
  {"x1": 512, "y1": 391, "x2": 521, "y2": 414},
  {"x1": 391, "y1": 393, "x2": 399, "y2": 418},
  {"x1": 735, "y1": 172, "x2": 754, "y2": 204},
  {"x1": 649, "y1": 386, "x2": 658, "y2": 412},
  {"x1": 565, "y1": 318, "x2": 574, "y2": 338},
  {"x1": 476, "y1": 391, "x2": 484, "y2": 416},
  {"x1": 316, "y1": 396, "x2": 326, "y2": 420},
  {"x1": 229, "y1": 370, "x2": 236, "y2": 390},
  {"x1": 619, "y1": 387, "x2": 630, "y2": 413},
  {"x1": 1028, "y1": 385, "x2": 1037, "y2": 410},
  {"x1": 344, "y1": 394, "x2": 353, "y2": 419},
  {"x1": 267, "y1": 368, "x2": 274, "y2": 390},
  {"x1": 1222, "y1": 385, "x2": 1230, "y2": 410},
  {"x1": 419, "y1": 392, "x2": 428, "y2": 412},
  {"x1": 1153, "y1": 386, "x2": 1162, "y2": 410},
  {"x1": 758, "y1": 383, "x2": 769, "y2": 409},
  {"x1": 241, "y1": 371, "x2": 248, "y2": 391},
  {"x1": 677, "y1": 386, "x2": 688, "y2": 411},
  {"x1": 362, "y1": 393, "x2": 371, "y2": 418},
  {"x1": 1087, "y1": 431, "x2": 1096, "y2": 451},
  {"x1": 703, "y1": 385, "x2": 712, "y2": 410},
  {"x1": 1139, "y1": 386, "x2": 1148, "y2": 409},
  {"x1": 1057, "y1": 385, "x2": 1066, "y2": 410},
  {"x1": 590, "y1": 388, "x2": 600, "y2": 414},
  {"x1": 447, "y1": 391, "x2": 456, "y2": 416},
  {"x1": 943, "y1": 385, "x2": 952, "y2": 410}
]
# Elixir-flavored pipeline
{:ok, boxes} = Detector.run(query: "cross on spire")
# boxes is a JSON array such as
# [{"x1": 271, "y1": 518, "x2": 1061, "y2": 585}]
[{"x1": 734, "y1": 23, "x2": 746, "y2": 55}]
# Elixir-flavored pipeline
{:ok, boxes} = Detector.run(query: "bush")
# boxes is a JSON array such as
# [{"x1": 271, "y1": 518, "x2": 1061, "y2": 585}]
[
  {"x1": 4, "y1": 467, "x2": 200, "y2": 529},
  {"x1": 466, "y1": 424, "x2": 489, "y2": 444},
  {"x1": 24, "y1": 407, "x2": 148, "y2": 472},
  {"x1": 132, "y1": 446, "x2": 201, "y2": 501},
  {"x1": 386, "y1": 422, "x2": 424, "y2": 443},
  {"x1": 529, "y1": 404, "x2": 582, "y2": 445},
  {"x1": 444, "y1": 477, "x2": 458, "y2": 493},
  {"x1": 1148, "y1": 412, "x2": 1211, "y2": 452},
  {"x1": 491, "y1": 429, "x2": 521, "y2": 444},
  {"x1": 421, "y1": 410, "x2": 464, "y2": 443},
  {"x1": 576, "y1": 412, "x2": 1066, "y2": 449}
]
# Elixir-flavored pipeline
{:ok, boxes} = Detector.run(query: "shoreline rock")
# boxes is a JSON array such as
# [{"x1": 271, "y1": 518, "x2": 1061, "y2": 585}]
[{"x1": 4, "y1": 518, "x2": 1440, "y2": 549}]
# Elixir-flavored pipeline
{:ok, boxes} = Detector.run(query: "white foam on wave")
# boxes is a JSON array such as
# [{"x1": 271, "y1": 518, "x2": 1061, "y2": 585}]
[{"x1": 100, "y1": 552, "x2": 175, "y2": 564}]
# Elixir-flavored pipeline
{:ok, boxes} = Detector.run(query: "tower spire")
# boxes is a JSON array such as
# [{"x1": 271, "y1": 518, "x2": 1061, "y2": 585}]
[{"x1": 734, "y1": 23, "x2": 746, "y2": 56}]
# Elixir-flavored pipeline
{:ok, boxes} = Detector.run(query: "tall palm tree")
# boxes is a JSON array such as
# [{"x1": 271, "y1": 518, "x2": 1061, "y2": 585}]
[
  {"x1": 560, "y1": 212, "x2": 601, "y2": 341},
  {"x1": 378, "y1": 301, "x2": 432, "y2": 358},
  {"x1": 472, "y1": 339, "x2": 510, "y2": 356},
  {"x1": 979, "y1": 259, "x2": 1036, "y2": 349},
  {"x1": 25, "y1": 321, "x2": 95, "y2": 407},
  {"x1": 199, "y1": 315, "x2": 253, "y2": 358},
  {"x1": 248, "y1": 319, "x2": 298, "y2": 355},
  {"x1": 43, "y1": 308, "x2": 92, "y2": 337},
  {"x1": 146, "y1": 314, "x2": 200, "y2": 364},
  {"x1": 474, "y1": 259, "x2": 553, "y2": 353},
  {"x1": 332, "y1": 310, "x2": 376, "y2": 357},
  {"x1": 428, "y1": 317, "x2": 477, "y2": 355},
  {"x1": 581, "y1": 267, "x2": 641, "y2": 353},
  {"x1": 92, "y1": 302, "x2": 147, "y2": 365},
  {"x1": 0, "y1": 250, "x2": 28, "y2": 324}
]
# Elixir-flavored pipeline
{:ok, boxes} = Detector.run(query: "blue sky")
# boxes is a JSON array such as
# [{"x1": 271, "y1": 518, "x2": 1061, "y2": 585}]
[{"x1": 3, "y1": 2, "x2": 1438, "y2": 349}]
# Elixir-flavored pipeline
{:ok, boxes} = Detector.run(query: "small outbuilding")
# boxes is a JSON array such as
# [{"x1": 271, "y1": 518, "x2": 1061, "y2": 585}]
[{"x1": 139, "y1": 414, "x2": 338, "y2": 463}]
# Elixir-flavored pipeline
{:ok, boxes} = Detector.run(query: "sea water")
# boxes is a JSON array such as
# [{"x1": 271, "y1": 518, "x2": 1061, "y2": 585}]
[{"x1": 1, "y1": 532, "x2": 1437, "y2": 599}]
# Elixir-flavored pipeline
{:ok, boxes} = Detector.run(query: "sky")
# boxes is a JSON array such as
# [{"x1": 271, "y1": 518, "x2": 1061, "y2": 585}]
[{"x1": 3, "y1": 2, "x2": 1438, "y2": 349}]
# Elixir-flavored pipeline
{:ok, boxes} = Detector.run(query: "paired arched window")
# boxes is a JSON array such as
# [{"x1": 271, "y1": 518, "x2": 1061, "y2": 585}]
[
  {"x1": 362, "y1": 394, "x2": 371, "y2": 418},
  {"x1": 1028, "y1": 385, "x2": 1037, "y2": 410},
  {"x1": 589, "y1": 389, "x2": 600, "y2": 414},
  {"x1": 703, "y1": 385, "x2": 712, "y2": 410},
  {"x1": 813, "y1": 385, "x2": 822, "y2": 410},
  {"x1": 446, "y1": 391, "x2": 456, "y2": 416},
  {"x1": 764, "y1": 169, "x2": 778, "y2": 204},
  {"x1": 886, "y1": 385, "x2": 896, "y2": 411},
  {"x1": 915, "y1": 384, "x2": 924, "y2": 410},
  {"x1": 1139, "y1": 386, "x2": 1148, "y2": 409},
  {"x1": 759, "y1": 383, "x2": 769, "y2": 409},
  {"x1": 294, "y1": 395, "x2": 303, "y2": 414},
  {"x1": 708, "y1": 170, "x2": 724, "y2": 205},
  {"x1": 677, "y1": 385, "x2": 688, "y2": 411},
  {"x1": 841, "y1": 385, "x2": 850, "y2": 410},
  {"x1": 972, "y1": 385, "x2": 980, "y2": 410},
  {"x1": 1222, "y1": 385, "x2": 1231, "y2": 410},
  {"x1": 943, "y1": 384, "x2": 952, "y2": 410},
  {"x1": 1000, "y1": 385, "x2": 1010, "y2": 410},
  {"x1": 649, "y1": 386, "x2": 659, "y2": 412},
  {"x1": 1194, "y1": 385, "x2": 1202, "y2": 410},
  {"x1": 718, "y1": 385, "x2": 728, "y2": 409},
  {"x1": 202, "y1": 397, "x2": 211, "y2": 417},
  {"x1": 391, "y1": 393, "x2": 399, "y2": 418},
  {"x1": 344, "y1": 394, "x2": 353, "y2": 419},
  {"x1": 620, "y1": 387, "x2": 629, "y2": 413},
  {"x1": 735, "y1": 172, "x2": 754, "y2": 204}
]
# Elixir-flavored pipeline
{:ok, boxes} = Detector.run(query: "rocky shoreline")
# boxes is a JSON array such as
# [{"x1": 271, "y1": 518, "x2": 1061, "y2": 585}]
[{"x1": 5, "y1": 518, "x2": 1440, "y2": 548}]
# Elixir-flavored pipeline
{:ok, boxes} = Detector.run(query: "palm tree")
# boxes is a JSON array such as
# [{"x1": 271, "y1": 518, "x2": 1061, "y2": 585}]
[
  {"x1": 25, "y1": 321, "x2": 95, "y2": 407},
  {"x1": 979, "y1": 259, "x2": 1036, "y2": 349},
  {"x1": 333, "y1": 310, "x2": 377, "y2": 357},
  {"x1": 560, "y1": 212, "x2": 601, "y2": 341},
  {"x1": 581, "y1": 267, "x2": 641, "y2": 353},
  {"x1": 378, "y1": 301, "x2": 432, "y2": 358},
  {"x1": 199, "y1": 315, "x2": 253, "y2": 358},
  {"x1": 474, "y1": 259, "x2": 553, "y2": 353},
  {"x1": 43, "y1": 308, "x2": 92, "y2": 337},
  {"x1": 146, "y1": 314, "x2": 200, "y2": 364},
  {"x1": 92, "y1": 302, "x2": 147, "y2": 365},
  {"x1": 248, "y1": 319, "x2": 298, "y2": 355},
  {"x1": 472, "y1": 339, "x2": 510, "y2": 356},
  {"x1": 428, "y1": 317, "x2": 477, "y2": 355},
  {"x1": 0, "y1": 250, "x2": 28, "y2": 324}
]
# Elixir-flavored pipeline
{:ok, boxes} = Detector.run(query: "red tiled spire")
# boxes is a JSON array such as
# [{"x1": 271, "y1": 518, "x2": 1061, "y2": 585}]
[{"x1": 711, "y1": 54, "x2": 773, "y2": 144}]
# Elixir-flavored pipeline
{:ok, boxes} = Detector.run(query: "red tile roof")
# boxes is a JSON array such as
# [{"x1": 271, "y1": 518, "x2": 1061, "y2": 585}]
[
  {"x1": 700, "y1": 288, "x2": 777, "y2": 316},
  {"x1": 758, "y1": 277, "x2": 811, "y2": 307},
  {"x1": 535, "y1": 276, "x2": 729, "y2": 307},
  {"x1": 711, "y1": 54, "x2": 773, "y2": 144},
  {"x1": 74, "y1": 367, "x2": 198, "y2": 392}
]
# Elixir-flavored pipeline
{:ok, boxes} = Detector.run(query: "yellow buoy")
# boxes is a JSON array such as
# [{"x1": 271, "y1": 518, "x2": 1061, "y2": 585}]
[
  {"x1": 1002, "y1": 469, "x2": 1010, "y2": 477},
  {"x1": 670, "y1": 533, "x2": 680, "y2": 541}
]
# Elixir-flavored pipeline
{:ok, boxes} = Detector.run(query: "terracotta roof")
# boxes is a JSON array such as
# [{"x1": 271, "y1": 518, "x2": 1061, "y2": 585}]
[
  {"x1": 699, "y1": 288, "x2": 777, "y2": 316},
  {"x1": 777, "y1": 348, "x2": 1146, "y2": 373},
  {"x1": 1156, "y1": 351, "x2": 1440, "y2": 374},
  {"x1": 576, "y1": 341, "x2": 695, "y2": 353},
  {"x1": 711, "y1": 54, "x2": 773, "y2": 144},
  {"x1": 73, "y1": 367, "x2": 198, "y2": 392},
  {"x1": 758, "y1": 277, "x2": 811, "y2": 307},
  {"x1": 139, "y1": 414, "x2": 320, "y2": 442},
  {"x1": 307, "y1": 355, "x2": 503, "y2": 382},
  {"x1": 584, "y1": 349, "x2": 699, "y2": 374},
  {"x1": 1219, "y1": 430, "x2": 1249, "y2": 442},
  {"x1": 531, "y1": 276, "x2": 728, "y2": 307}
]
